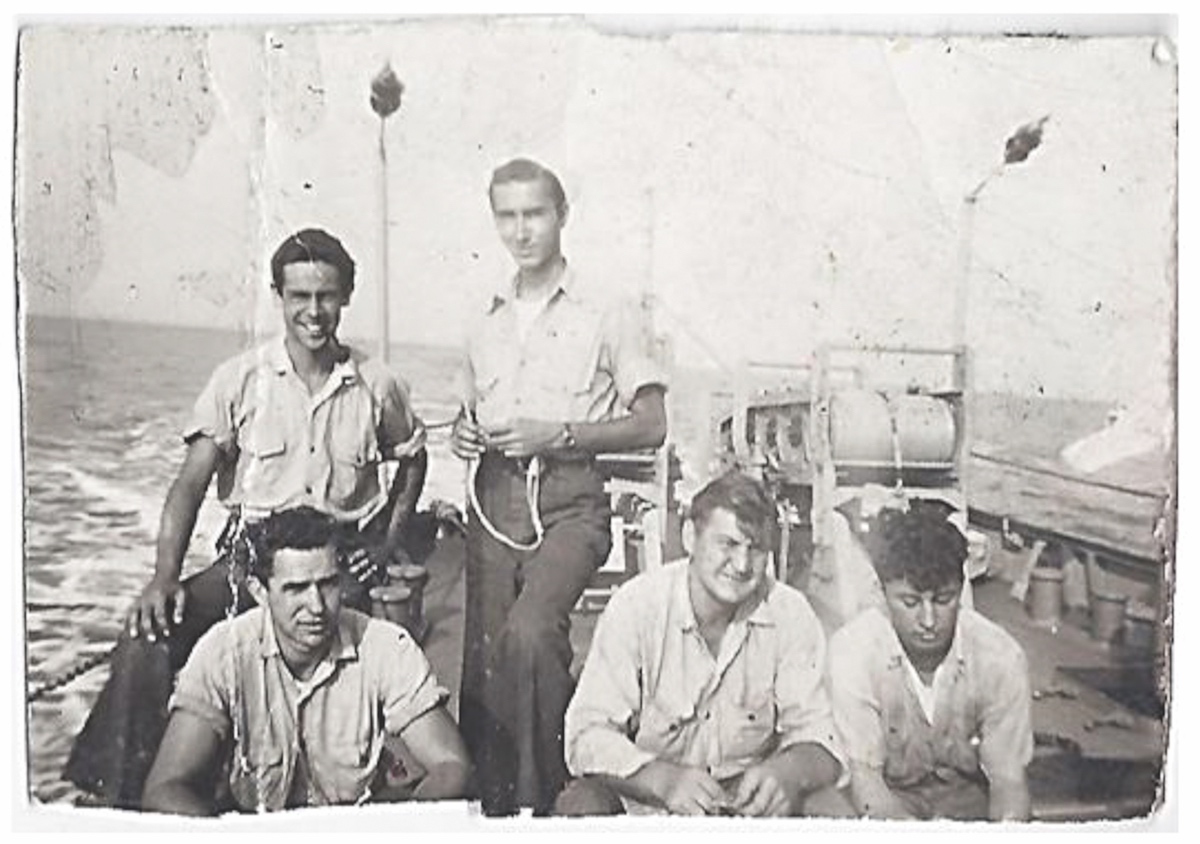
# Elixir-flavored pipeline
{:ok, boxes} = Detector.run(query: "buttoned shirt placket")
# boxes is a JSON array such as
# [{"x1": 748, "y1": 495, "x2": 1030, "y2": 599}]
[
  {"x1": 680, "y1": 612, "x2": 756, "y2": 781},
  {"x1": 286, "y1": 361, "x2": 356, "y2": 509}
]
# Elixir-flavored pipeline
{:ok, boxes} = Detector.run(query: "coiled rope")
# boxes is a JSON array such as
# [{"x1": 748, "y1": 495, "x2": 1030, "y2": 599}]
[{"x1": 466, "y1": 455, "x2": 545, "y2": 552}]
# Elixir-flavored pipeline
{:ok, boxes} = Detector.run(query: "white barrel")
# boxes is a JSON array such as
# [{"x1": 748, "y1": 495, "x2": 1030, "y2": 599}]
[{"x1": 829, "y1": 389, "x2": 957, "y2": 464}]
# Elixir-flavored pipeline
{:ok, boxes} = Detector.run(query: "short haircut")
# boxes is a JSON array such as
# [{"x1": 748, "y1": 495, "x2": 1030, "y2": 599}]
[
  {"x1": 689, "y1": 470, "x2": 777, "y2": 549},
  {"x1": 488, "y1": 158, "x2": 567, "y2": 214},
  {"x1": 269, "y1": 228, "x2": 356, "y2": 296},
  {"x1": 865, "y1": 505, "x2": 966, "y2": 593},
  {"x1": 236, "y1": 506, "x2": 340, "y2": 584}
]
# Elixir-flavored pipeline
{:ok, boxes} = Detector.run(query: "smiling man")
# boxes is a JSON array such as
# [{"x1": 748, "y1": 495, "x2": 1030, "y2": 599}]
[
  {"x1": 141, "y1": 507, "x2": 470, "y2": 814},
  {"x1": 828, "y1": 507, "x2": 1033, "y2": 821},
  {"x1": 451, "y1": 158, "x2": 668, "y2": 815},
  {"x1": 557, "y1": 471, "x2": 844, "y2": 817},
  {"x1": 66, "y1": 228, "x2": 428, "y2": 808}
]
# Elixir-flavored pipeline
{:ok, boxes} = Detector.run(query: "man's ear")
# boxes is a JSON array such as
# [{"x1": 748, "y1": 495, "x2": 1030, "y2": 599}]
[
  {"x1": 246, "y1": 576, "x2": 267, "y2": 607},
  {"x1": 681, "y1": 518, "x2": 695, "y2": 557},
  {"x1": 557, "y1": 201, "x2": 569, "y2": 229}
]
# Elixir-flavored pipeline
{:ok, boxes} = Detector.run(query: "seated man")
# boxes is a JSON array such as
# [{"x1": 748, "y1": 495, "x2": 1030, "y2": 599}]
[
  {"x1": 141, "y1": 507, "x2": 470, "y2": 815},
  {"x1": 557, "y1": 471, "x2": 844, "y2": 817},
  {"x1": 828, "y1": 507, "x2": 1033, "y2": 821}
]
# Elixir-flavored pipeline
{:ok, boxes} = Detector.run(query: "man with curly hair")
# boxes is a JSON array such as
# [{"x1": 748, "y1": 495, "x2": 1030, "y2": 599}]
[{"x1": 828, "y1": 506, "x2": 1033, "y2": 821}]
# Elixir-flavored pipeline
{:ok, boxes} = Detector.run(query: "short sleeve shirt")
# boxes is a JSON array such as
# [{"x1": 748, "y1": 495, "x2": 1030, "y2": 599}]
[
  {"x1": 827, "y1": 606, "x2": 1034, "y2": 789},
  {"x1": 185, "y1": 338, "x2": 426, "y2": 523},
  {"x1": 565, "y1": 561, "x2": 844, "y2": 785},
  {"x1": 461, "y1": 265, "x2": 667, "y2": 427},
  {"x1": 169, "y1": 607, "x2": 448, "y2": 811}
]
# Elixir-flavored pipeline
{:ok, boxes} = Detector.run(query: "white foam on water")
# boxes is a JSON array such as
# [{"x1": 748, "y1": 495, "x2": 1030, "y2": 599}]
[{"x1": 56, "y1": 463, "x2": 164, "y2": 539}]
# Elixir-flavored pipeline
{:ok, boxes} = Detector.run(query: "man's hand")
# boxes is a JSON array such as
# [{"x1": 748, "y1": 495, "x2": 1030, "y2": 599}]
[
  {"x1": 450, "y1": 414, "x2": 487, "y2": 460},
  {"x1": 730, "y1": 763, "x2": 793, "y2": 817},
  {"x1": 485, "y1": 419, "x2": 564, "y2": 459},
  {"x1": 128, "y1": 576, "x2": 186, "y2": 642},
  {"x1": 639, "y1": 762, "x2": 729, "y2": 816},
  {"x1": 346, "y1": 544, "x2": 412, "y2": 585}
]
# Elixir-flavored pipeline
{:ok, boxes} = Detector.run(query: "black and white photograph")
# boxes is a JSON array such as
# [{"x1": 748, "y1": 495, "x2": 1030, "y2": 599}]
[{"x1": 8, "y1": 14, "x2": 1181, "y2": 830}]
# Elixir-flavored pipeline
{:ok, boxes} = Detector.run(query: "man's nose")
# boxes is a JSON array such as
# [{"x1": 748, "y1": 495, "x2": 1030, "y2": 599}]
[
  {"x1": 514, "y1": 215, "x2": 530, "y2": 240},
  {"x1": 918, "y1": 600, "x2": 935, "y2": 628},
  {"x1": 727, "y1": 545, "x2": 752, "y2": 574},
  {"x1": 304, "y1": 296, "x2": 320, "y2": 317},
  {"x1": 304, "y1": 584, "x2": 326, "y2": 613}
]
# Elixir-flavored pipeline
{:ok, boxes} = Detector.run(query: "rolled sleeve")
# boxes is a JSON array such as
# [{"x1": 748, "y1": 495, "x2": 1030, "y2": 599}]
[
  {"x1": 605, "y1": 298, "x2": 668, "y2": 410},
  {"x1": 168, "y1": 625, "x2": 234, "y2": 740},
  {"x1": 827, "y1": 623, "x2": 886, "y2": 772},
  {"x1": 564, "y1": 588, "x2": 658, "y2": 779},
  {"x1": 773, "y1": 597, "x2": 847, "y2": 784},
  {"x1": 182, "y1": 359, "x2": 239, "y2": 451},
  {"x1": 371, "y1": 623, "x2": 449, "y2": 735},
  {"x1": 978, "y1": 643, "x2": 1035, "y2": 783},
  {"x1": 378, "y1": 374, "x2": 426, "y2": 460}
]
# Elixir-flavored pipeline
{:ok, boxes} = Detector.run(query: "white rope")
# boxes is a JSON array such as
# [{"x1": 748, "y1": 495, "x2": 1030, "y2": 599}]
[{"x1": 466, "y1": 455, "x2": 545, "y2": 552}]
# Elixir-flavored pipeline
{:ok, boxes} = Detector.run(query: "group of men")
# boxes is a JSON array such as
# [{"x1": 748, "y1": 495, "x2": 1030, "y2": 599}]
[{"x1": 63, "y1": 159, "x2": 1033, "y2": 821}]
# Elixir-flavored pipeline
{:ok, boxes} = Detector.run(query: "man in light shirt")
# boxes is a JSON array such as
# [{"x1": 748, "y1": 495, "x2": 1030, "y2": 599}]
[
  {"x1": 451, "y1": 158, "x2": 667, "y2": 815},
  {"x1": 828, "y1": 507, "x2": 1033, "y2": 821},
  {"x1": 557, "y1": 471, "x2": 844, "y2": 816},
  {"x1": 67, "y1": 228, "x2": 428, "y2": 807},
  {"x1": 142, "y1": 506, "x2": 470, "y2": 814}
]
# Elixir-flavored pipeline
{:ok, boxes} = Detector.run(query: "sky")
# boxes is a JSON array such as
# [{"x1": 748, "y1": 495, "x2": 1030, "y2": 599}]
[{"x1": 13, "y1": 17, "x2": 1178, "y2": 417}]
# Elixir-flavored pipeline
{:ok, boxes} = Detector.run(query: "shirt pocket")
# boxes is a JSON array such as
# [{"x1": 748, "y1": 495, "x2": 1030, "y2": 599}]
[
  {"x1": 240, "y1": 425, "x2": 289, "y2": 498},
  {"x1": 638, "y1": 697, "x2": 695, "y2": 759},
  {"x1": 719, "y1": 694, "x2": 777, "y2": 764},
  {"x1": 229, "y1": 743, "x2": 286, "y2": 811},
  {"x1": 319, "y1": 741, "x2": 377, "y2": 805},
  {"x1": 328, "y1": 428, "x2": 380, "y2": 510}
]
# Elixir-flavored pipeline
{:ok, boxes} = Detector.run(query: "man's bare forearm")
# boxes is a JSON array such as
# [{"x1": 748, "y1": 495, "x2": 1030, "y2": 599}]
[
  {"x1": 568, "y1": 386, "x2": 667, "y2": 454},
  {"x1": 382, "y1": 449, "x2": 428, "y2": 555},
  {"x1": 764, "y1": 742, "x2": 841, "y2": 802},
  {"x1": 410, "y1": 760, "x2": 472, "y2": 801}
]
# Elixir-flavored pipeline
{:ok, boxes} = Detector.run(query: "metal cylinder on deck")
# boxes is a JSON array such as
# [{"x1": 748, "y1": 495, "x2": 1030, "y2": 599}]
[
  {"x1": 370, "y1": 582, "x2": 413, "y2": 630},
  {"x1": 1090, "y1": 591, "x2": 1129, "y2": 644},
  {"x1": 388, "y1": 563, "x2": 430, "y2": 642},
  {"x1": 829, "y1": 389, "x2": 957, "y2": 465},
  {"x1": 1026, "y1": 567, "x2": 1064, "y2": 627}
]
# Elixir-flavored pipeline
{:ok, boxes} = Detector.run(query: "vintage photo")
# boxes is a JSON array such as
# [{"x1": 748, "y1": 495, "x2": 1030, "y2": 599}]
[{"x1": 12, "y1": 16, "x2": 1177, "y2": 826}]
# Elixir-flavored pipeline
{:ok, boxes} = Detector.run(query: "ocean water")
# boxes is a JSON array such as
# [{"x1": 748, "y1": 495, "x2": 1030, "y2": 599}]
[{"x1": 20, "y1": 316, "x2": 466, "y2": 804}]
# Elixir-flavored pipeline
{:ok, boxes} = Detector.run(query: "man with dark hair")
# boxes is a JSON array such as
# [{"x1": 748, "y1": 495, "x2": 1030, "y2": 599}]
[
  {"x1": 828, "y1": 507, "x2": 1033, "y2": 821},
  {"x1": 451, "y1": 157, "x2": 668, "y2": 815},
  {"x1": 142, "y1": 506, "x2": 470, "y2": 815},
  {"x1": 67, "y1": 227, "x2": 428, "y2": 807},
  {"x1": 556, "y1": 471, "x2": 844, "y2": 817}
]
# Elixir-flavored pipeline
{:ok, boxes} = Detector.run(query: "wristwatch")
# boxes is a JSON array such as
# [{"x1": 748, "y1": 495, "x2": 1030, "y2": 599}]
[{"x1": 559, "y1": 423, "x2": 578, "y2": 451}]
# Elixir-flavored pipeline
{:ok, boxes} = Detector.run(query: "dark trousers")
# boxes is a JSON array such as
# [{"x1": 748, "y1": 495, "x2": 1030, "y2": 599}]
[
  {"x1": 459, "y1": 455, "x2": 611, "y2": 816},
  {"x1": 64, "y1": 521, "x2": 379, "y2": 809},
  {"x1": 63, "y1": 557, "x2": 254, "y2": 809}
]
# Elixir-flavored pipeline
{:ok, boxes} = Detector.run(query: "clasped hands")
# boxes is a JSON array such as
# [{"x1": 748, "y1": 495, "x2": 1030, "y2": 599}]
[
  {"x1": 451, "y1": 414, "x2": 563, "y2": 460},
  {"x1": 654, "y1": 761, "x2": 794, "y2": 817}
]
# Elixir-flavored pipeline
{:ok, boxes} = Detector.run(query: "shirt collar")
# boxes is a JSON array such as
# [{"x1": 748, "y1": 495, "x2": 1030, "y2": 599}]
[
  {"x1": 488, "y1": 261, "x2": 578, "y2": 313},
  {"x1": 266, "y1": 335, "x2": 358, "y2": 384},
  {"x1": 672, "y1": 560, "x2": 776, "y2": 632}
]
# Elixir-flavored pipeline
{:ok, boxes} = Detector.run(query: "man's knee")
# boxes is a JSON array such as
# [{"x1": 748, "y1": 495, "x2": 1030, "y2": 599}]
[
  {"x1": 802, "y1": 784, "x2": 859, "y2": 818},
  {"x1": 499, "y1": 608, "x2": 563, "y2": 664},
  {"x1": 554, "y1": 777, "x2": 625, "y2": 817}
]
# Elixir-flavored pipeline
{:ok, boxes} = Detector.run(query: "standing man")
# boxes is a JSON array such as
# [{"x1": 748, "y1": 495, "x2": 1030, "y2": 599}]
[
  {"x1": 451, "y1": 159, "x2": 668, "y2": 815},
  {"x1": 828, "y1": 507, "x2": 1033, "y2": 821},
  {"x1": 142, "y1": 507, "x2": 470, "y2": 815},
  {"x1": 66, "y1": 228, "x2": 428, "y2": 808},
  {"x1": 557, "y1": 471, "x2": 844, "y2": 817}
]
